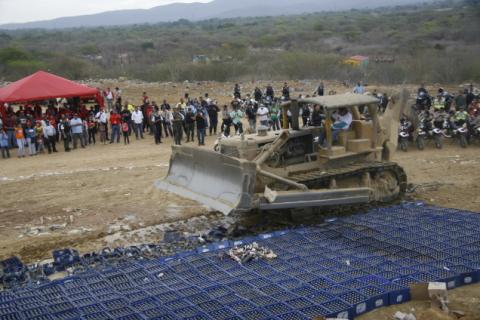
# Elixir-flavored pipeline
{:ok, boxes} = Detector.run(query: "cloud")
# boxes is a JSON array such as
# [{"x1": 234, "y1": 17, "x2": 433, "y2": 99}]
[{"x1": 0, "y1": 0, "x2": 211, "y2": 24}]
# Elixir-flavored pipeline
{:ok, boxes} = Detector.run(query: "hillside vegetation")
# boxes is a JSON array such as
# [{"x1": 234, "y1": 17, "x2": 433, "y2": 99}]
[{"x1": 0, "y1": 0, "x2": 479, "y2": 84}]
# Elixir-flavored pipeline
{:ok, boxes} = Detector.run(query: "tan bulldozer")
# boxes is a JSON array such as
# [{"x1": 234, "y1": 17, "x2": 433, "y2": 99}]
[{"x1": 156, "y1": 91, "x2": 409, "y2": 215}]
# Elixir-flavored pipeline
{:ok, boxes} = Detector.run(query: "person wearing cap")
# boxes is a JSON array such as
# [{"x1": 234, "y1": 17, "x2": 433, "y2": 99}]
[{"x1": 70, "y1": 114, "x2": 84, "y2": 149}]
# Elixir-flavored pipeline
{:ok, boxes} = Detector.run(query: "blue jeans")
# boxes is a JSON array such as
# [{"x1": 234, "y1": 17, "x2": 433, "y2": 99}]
[
  {"x1": 7, "y1": 129, "x2": 16, "y2": 148},
  {"x1": 111, "y1": 124, "x2": 120, "y2": 143},
  {"x1": 134, "y1": 123, "x2": 143, "y2": 139},
  {"x1": 197, "y1": 128, "x2": 206, "y2": 145}
]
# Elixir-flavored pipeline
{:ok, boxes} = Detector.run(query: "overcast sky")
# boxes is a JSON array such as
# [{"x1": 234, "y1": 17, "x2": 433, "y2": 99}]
[{"x1": 0, "y1": 0, "x2": 212, "y2": 24}]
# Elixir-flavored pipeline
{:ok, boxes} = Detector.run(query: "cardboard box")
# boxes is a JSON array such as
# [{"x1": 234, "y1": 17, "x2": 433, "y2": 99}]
[{"x1": 428, "y1": 282, "x2": 448, "y2": 299}]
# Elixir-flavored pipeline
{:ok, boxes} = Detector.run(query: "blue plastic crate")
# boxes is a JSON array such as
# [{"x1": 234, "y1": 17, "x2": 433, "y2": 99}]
[
  {"x1": 357, "y1": 286, "x2": 388, "y2": 311},
  {"x1": 321, "y1": 299, "x2": 352, "y2": 319},
  {"x1": 227, "y1": 300, "x2": 257, "y2": 314},
  {"x1": 381, "y1": 283, "x2": 410, "y2": 305},
  {"x1": 205, "y1": 308, "x2": 234, "y2": 320},
  {"x1": 448, "y1": 266, "x2": 480, "y2": 286}
]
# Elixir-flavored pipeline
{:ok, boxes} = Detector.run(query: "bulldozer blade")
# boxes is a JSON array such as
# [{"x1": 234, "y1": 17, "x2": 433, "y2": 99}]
[
  {"x1": 260, "y1": 187, "x2": 371, "y2": 210},
  {"x1": 155, "y1": 146, "x2": 257, "y2": 215}
]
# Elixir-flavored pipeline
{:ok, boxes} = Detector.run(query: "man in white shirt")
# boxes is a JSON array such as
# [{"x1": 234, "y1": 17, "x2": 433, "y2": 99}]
[
  {"x1": 257, "y1": 104, "x2": 270, "y2": 127},
  {"x1": 332, "y1": 108, "x2": 353, "y2": 142},
  {"x1": 95, "y1": 109, "x2": 109, "y2": 140},
  {"x1": 131, "y1": 106, "x2": 144, "y2": 139},
  {"x1": 104, "y1": 88, "x2": 114, "y2": 111},
  {"x1": 319, "y1": 108, "x2": 352, "y2": 147}
]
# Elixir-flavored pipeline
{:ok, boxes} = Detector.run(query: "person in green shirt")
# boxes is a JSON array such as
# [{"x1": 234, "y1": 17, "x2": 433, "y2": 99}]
[
  {"x1": 454, "y1": 90, "x2": 466, "y2": 111},
  {"x1": 230, "y1": 106, "x2": 244, "y2": 135},
  {"x1": 270, "y1": 103, "x2": 280, "y2": 131}
]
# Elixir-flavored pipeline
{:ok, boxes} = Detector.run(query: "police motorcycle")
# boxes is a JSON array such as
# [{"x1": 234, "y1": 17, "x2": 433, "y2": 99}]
[
  {"x1": 398, "y1": 116, "x2": 412, "y2": 152},
  {"x1": 431, "y1": 99, "x2": 449, "y2": 149},
  {"x1": 451, "y1": 108, "x2": 469, "y2": 148},
  {"x1": 416, "y1": 110, "x2": 434, "y2": 150}
]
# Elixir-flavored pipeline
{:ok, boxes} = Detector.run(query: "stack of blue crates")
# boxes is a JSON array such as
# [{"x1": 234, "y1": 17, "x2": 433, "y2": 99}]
[{"x1": 0, "y1": 203, "x2": 480, "y2": 319}]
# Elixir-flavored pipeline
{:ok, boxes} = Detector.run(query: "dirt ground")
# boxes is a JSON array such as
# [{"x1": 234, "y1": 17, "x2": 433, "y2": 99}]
[{"x1": 1, "y1": 80, "x2": 479, "y2": 318}]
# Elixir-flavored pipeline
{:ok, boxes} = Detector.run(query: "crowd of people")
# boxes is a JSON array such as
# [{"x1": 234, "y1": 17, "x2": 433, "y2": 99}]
[{"x1": 1, "y1": 82, "x2": 478, "y2": 159}]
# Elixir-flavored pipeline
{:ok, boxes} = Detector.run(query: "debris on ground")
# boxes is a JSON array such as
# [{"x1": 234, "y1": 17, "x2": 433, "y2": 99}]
[
  {"x1": 394, "y1": 311, "x2": 417, "y2": 320},
  {"x1": 227, "y1": 242, "x2": 277, "y2": 264}
]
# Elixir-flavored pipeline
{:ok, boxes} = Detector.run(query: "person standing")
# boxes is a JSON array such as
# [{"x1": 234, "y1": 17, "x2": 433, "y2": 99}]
[
  {"x1": 120, "y1": 104, "x2": 132, "y2": 136},
  {"x1": 104, "y1": 88, "x2": 114, "y2": 111},
  {"x1": 315, "y1": 82, "x2": 325, "y2": 96},
  {"x1": 162, "y1": 108, "x2": 173, "y2": 138},
  {"x1": 95, "y1": 108, "x2": 109, "y2": 140},
  {"x1": 230, "y1": 106, "x2": 244, "y2": 134},
  {"x1": 70, "y1": 114, "x2": 84, "y2": 149},
  {"x1": 185, "y1": 107, "x2": 196, "y2": 142},
  {"x1": 25, "y1": 123, "x2": 36, "y2": 156},
  {"x1": 246, "y1": 103, "x2": 257, "y2": 131},
  {"x1": 254, "y1": 87, "x2": 263, "y2": 102},
  {"x1": 172, "y1": 107, "x2": 184, "y2": 146},
  {"x1": 301, "y1": 104, "x2": 311, "y2": 127},
  {"x1": 0, "y1": 128, "x2": 10, "y2": 159},
  {"x1": 114, "y1": 87, "x2": 122, "y2": 109},
  {"x1": 266, "y1": 85, "x2": 274, "y2": 101},
  {"x1": 195, "y1": 110, "x2": 207, "y2": 146},
  {"x1": 60, "y1": 116, "x2": 72, "y2": 152},
  {"x1": 43, "y1": 120, "x2": 58, "y2": 153},
  {"x1": 161, "y1": 99, "x2": 171, "y2": 111},
  {"x1": 353, "y1": 82, "x2": 365, "y2": 94},
  {"x1": 454, "y1": 89, "x2": 467, "y2": 111},
  {"x1": 270, "y1": 103, "x2": 281, "y2": 131},
  {"x1": 257, "y1": 104, "x2": 270, "y2": 127},
  {"x1": 5, "y1": 113, "x2": 16, "y2": 148},
  {"x1": 121, "y1": 120, "x2": 130, "y2": 145},
  {"x1": 131, "y1": 106, "x2": 144, "y2": 139},
  {"x1": 87, "y1": 116, "x2": 97, "y2": 145},
  {"x1": 34, "y1": 121, "x2": 45, "y2": 154},
  {"x1": 152, "y1": 107, "x2": 163, "y2": 145},
  {"x1": 109, "y1": 110, "x2": 121, "y2": 144},
  {"x1": 221, "y1": 105, "x2": 231, "y2": 135},
  {"x1": 233, "y1": 83, "x2": 241, "y2": 99},
  {"x1": 15, "y1": 124, "x2": 26, "y2": 158},
  {"x1": 207, "y1": 102, "x2": 220, "y2": 136},
  {"x1": 282, "y1": 82, "x2": 290, "y2": 100}
]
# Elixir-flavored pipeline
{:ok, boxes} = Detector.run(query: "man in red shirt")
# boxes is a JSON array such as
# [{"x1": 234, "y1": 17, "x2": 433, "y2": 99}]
[{"x1": 110, "y1": 110, "x2": 121, "y2": 143}]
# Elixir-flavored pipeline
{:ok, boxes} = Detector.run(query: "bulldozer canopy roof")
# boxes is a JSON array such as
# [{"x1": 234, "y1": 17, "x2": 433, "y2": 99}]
[{"x1": 297, "y1": 93, "x2": 379, "y2": 110}]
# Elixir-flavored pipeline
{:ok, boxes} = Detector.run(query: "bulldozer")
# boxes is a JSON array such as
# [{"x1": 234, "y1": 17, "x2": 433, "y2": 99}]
[{"x1": 156, "y1": 92, "x2": 408, "y2": 215}]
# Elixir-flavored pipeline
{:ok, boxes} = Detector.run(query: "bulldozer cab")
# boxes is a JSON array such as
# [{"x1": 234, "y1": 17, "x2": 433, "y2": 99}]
[{"x1": 283, "y1": 94, "x2": 383, "y2": 159}]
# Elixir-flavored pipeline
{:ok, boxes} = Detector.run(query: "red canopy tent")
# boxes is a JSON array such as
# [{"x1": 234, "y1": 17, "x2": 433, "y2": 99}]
[{"x1": 0, "y1": 71, "x2": 102, "y2": 121}]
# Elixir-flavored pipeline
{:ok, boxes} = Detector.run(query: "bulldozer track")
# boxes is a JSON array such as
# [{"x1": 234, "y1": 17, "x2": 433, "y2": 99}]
[{"x1": 289, "y1": 162, "x2": 408, "y2": 202}]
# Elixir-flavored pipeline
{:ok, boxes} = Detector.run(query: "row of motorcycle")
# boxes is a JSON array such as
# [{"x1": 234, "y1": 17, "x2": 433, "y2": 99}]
[{"x1": 398, "y1": 109, "x2": 480, "y2": 151}]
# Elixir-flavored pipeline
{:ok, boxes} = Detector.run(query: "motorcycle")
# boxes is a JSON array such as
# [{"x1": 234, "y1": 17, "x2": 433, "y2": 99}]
[
  {"x1": 416, "y1": 113, "x2": 434, "y2": 150},
  {"x1": 432, "y1": 116, "x2": 447, "y2": 149},
  {"x1": 452, "y1": 121, "x2": 469, "y2": 148},
  {"x1": 398, "y1": 120, "x2": 412, "y2": 152}
]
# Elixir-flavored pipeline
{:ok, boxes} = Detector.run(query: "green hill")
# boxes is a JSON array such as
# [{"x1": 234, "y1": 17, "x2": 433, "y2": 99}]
[{"x1": 0, "y1": 0, "x2": 479, "y2": 84}]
